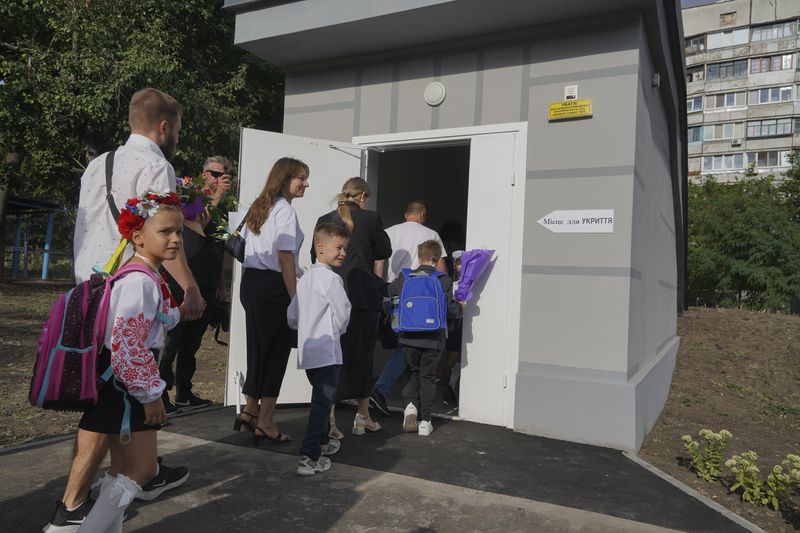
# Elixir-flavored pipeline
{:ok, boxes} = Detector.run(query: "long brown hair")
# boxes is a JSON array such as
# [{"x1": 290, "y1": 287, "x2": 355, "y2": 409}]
[
  {"x1": 336, "y1": 177, "x2": 371, "y2": 231},
  {"x1": 246, "y1": 157, "x2": 309, "y2": 235}
]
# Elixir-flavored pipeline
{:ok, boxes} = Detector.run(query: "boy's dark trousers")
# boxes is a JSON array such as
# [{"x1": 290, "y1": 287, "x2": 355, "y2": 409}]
[
  {"x1": 300, "y1": 364, "x2": 341, "y2": 461},
  {"x1": 402, "y1": 345, "x2": 441, "y2": 421}
]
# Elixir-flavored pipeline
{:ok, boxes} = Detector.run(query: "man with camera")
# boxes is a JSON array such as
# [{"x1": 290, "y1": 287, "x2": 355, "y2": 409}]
[{"x1": 159, "y1": 155, "x2": 232, "y2": 412}]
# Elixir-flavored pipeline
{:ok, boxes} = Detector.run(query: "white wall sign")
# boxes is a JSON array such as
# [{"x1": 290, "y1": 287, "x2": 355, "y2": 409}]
[
  {"x1": 564, "y1": 84, "x2": 578, "y2": 100},
  {"x1": 537, "y1": 209, "x2": 614, "y2": 233}
]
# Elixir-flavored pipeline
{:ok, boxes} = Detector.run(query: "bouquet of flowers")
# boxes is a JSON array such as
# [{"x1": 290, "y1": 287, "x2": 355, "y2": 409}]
[
  {"x1": 178, "y1": 175, "x2": 237, "y2": 240},
  {"x1": 178, "y1": 175, "x2": 212, "y2": 222}
]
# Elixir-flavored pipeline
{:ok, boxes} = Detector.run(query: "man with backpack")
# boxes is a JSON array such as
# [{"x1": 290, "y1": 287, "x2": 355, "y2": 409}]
[
  {"x1": 384, "y1": 240, "x2": 462, "y2": 436},
  {"x1": 46, "y1": 88, "x2": 197, "y2": 532}
]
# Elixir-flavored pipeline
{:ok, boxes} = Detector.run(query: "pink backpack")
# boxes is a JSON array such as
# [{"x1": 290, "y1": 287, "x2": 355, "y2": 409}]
[{"x1": 29, "y1": 263, "x2": 162, "y2": 411}]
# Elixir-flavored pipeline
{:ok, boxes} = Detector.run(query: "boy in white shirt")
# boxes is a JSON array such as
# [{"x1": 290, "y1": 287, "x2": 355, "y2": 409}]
[{"x1": 288, "y1": 223, "x2": 352, "y2": 476}]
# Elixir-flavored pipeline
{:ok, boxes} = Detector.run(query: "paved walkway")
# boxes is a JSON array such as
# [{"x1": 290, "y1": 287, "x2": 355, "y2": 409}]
[{"x1": 1, "y1": 405, "x2": 760, "y2": 532}]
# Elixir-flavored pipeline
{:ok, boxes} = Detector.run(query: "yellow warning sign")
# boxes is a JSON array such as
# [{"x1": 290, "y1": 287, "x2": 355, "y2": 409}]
[{"x1": 548, "y1": 99, "x2": 593, "y2": 121}]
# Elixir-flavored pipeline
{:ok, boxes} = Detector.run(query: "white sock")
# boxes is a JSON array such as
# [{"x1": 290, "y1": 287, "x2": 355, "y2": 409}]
[{"x1": 78, "y1": 473, "x2": 140, "y2": 533}]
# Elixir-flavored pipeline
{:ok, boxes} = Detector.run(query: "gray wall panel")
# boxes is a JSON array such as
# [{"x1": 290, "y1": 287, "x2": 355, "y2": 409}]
[
  {"x1": 397, "y1": 59, "x2": 436, "y2": 133},
  {"x1": 479, "y1": 46, "x2": 524, "y2": 125},
  {"x1": 283, "y1": 107, "x2": 355, "y2": 142},
  {"x1": 438, "y1": 53, "x2": 479, "y2": 128},
  {"x1": 359, "y1": 64, "x2": 395, "y2": 136}
]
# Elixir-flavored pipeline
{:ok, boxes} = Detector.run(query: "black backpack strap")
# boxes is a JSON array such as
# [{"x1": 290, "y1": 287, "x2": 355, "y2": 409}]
[{"x1": 105, "y1": 148, "x2": 120, "y2": 222}]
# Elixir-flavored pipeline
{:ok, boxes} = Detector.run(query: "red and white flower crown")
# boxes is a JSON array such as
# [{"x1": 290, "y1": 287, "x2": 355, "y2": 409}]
[{"x1": 117, "y1": 191, "x2": 182, "y2": 241}]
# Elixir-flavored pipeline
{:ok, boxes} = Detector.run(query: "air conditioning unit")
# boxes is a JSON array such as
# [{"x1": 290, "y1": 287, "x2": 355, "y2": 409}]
[{"x1": 731, "y1": 138, "x2": 742, "y2": 146}]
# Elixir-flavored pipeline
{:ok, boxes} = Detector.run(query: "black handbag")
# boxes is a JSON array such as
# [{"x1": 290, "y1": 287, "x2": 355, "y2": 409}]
[{"x1": 224, "y1": 215, "x2": 248, "y2": 263}]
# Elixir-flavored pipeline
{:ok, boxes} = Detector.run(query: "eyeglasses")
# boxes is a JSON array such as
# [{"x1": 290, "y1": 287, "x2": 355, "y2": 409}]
[{"x1": 205, "y1": 170, "x2": 226, "y2": 178}]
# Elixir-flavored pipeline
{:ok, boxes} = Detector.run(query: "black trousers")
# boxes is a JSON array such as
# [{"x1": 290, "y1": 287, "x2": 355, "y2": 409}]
[
  {"x1": 240, "y1": 268, "x2": 294, "y2": 399},
  {"x1": 402, "y1": 345, "x2": 441, "y2": 422},
  {"x1": 337, "y1": 310, "x2": 379, "y2": 400},
  {"x1": 159, "y1": 286, "x2": 217, "y2": 396}
]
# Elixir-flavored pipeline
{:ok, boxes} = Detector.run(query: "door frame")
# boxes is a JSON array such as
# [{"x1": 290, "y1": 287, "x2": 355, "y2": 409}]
[{"x1": 354, "y1": 122, "x2": 527, "y2": 429}]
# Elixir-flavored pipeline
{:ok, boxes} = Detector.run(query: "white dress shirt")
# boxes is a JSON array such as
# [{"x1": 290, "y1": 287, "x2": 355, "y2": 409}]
[
  {"x1": 384, "y1": 221, "x2": 448, "y2": 281},
  {"x1": 242, "y1": 197, "x2": 304, "y2": 273},
  {"x1": 73, "y1": 134, "x2": 177, "y2": 283},
  {"x1": 287, "y1": 264, "x2": 351, "y2": 370}
]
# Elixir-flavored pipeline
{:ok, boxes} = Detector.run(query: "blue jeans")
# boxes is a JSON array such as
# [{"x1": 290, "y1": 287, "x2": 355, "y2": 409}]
[
  {"x1": 300, "y1": 365, "x2": 341, "y2": 461},
  {"x1": 374, "y1": 347, "x2": 406, "y2": 397}
]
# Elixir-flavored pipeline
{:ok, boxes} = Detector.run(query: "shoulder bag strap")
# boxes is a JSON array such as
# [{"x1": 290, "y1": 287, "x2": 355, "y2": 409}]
[{"x1": 105, "y1": 148, "x2": 120, "y2": 222}]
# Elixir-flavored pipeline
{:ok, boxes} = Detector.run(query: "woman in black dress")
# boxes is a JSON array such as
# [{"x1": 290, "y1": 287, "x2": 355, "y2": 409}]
[{"x1": 313, "y1": 177, "x2": 392, "y2": 437}]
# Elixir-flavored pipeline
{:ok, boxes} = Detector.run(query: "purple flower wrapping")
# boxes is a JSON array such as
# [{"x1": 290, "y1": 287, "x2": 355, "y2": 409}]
[
  {"x1": 454, "y1": 249, "x2": 495, "y2": 302},
  {"x1": 182, "y1": 197, "x2": 205, "y2": 221}
]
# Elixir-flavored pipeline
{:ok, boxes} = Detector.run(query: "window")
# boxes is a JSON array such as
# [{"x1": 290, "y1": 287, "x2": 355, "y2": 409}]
[
  {"x1": 703, "y1": 122, "x2": 744, "y2": 141},
  {"x1": 750, "y1": 54, "x2": 793, "y2": 74},
  {"x1": 720, "y1": 12, "x2": 736, "y2": 26},
  {"x1": 705, "y1": 91, "x2": 746, "y2": 110},
  {"x1": 748, "y1": 86, "x2": 793, "y2": 105},
  {"x1": 795, "y1": 118, "x2": 800, "y2": 135},
  {"x1": 707, "y1": 59, "x2": 747, "y2": 80},
  {"x1": 687, "y1": 65, "x2": 705, "y2": 83},
  {"x1": 747, "y1": 150, "x2": 791, "y2": 168},
  {"x1": 707, "y1": 28, "x2": 749, "y2": 49},
  {"x1": 746, "y1": 118, "x2": 792, "y2": 138},
  {"x1": 688, "y1": 126, "x2": 703, "y2": 143},
  {"x1": 687, "y1": 96, "x2": 703, "y2": 112},
  {"x1": 751, "y1": 21, "x2": 795, "y2": 41},
  {"x1": 702, "y1": 153, "x2": 744, "y2": 172},
  {"x1": 685, "y1": 35, "x2": 706, "y2": 55}
]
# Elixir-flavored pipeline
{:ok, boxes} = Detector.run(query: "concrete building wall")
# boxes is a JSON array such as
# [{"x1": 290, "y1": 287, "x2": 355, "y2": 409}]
[{"x1": 281, "y1": 14, "x2": 677, "y2": 451}]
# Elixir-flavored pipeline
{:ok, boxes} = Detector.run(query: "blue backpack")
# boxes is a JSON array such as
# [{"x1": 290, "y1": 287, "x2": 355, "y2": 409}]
[{"x1": 393, "y1": 268, "x2": 447, "y2": 333}]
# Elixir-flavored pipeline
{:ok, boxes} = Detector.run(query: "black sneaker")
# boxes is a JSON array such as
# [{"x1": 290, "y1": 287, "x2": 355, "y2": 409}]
[
  {"x1": 44, "y1": 497, "x2": 94, "y2": 532},
  {"x1": 369, "y1": 388, "x2": 391, "y2": 417},
  {"x1": 135, "y1": 457, "x2": 190, "y2": 502},
  {"x1": 174, "y1": 391, "x2": 213, "y2": 409},
  {"x1": 163, "y1": 392, "x2": 179, "y2": 416}
]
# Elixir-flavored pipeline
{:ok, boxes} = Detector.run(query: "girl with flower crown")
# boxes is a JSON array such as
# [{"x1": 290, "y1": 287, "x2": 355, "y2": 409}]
[{"x1": 77, "y1": 192, "x2": 183, "y2": 532}]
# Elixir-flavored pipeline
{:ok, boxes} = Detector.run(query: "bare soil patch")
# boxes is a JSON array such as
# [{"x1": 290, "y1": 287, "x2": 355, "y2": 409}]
[
  {"x1": 1, "y1": 282, "x2": 798, "y2": 531},
  {"x1": 640, "y1": 307, "x2": 800, "y2": 532}
]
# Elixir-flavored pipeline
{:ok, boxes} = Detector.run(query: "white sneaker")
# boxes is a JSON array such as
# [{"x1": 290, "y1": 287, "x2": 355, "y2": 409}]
[
  {"x1": 418, "y1": 420, "x2": 433, "y2": 436},
  {"x1": 296, "y1": 455, "x2": 332, "y2": 477},
  {"x1": 320, "y1": 438, "x2": 341, "y2": 456},
  {"x1": 403, "y1": 403, "x2": 418, "y2": 433}
]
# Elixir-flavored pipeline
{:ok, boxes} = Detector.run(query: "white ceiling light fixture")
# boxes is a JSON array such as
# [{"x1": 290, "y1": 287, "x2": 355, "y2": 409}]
[{"x1": 424, "y1": 81, "x2": 446, "y2": 107}]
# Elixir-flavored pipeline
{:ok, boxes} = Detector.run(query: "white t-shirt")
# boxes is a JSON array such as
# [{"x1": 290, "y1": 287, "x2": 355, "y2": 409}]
[
  {"x1": 384, "y1": 221, "x2": 447, "y2": 281},
  {"x1": 73, "y1": 134, "x2": 176, "y2": 283},
  {"x1": 242, "y1": 197, "x2": 304, "y2": 273},
  {"x1": 287, "y1": 264, "x2": 351, "y2": 369}
]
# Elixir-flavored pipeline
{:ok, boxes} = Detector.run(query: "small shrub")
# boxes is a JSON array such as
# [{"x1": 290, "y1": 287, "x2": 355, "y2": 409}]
[
  {"x1": 726, "y1": 451, "x2": 765, "y2": 505},
  {"x1": 682, "y1": 429, "x2": 733, "y2": 481},
  {"x1": 764, "y1": 454, "x2": 800, "y2": 511}
]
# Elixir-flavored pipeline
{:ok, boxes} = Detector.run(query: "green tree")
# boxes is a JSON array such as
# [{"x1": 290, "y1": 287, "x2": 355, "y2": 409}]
[
  {"x1": 688, "y1": 172, "x2": 800, "y2": 310},
  {"x1": 0, "y1": 0, "x2": 283, "y2": 209}
]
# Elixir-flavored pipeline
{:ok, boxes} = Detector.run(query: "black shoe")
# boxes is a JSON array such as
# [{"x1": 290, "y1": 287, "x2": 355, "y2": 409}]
[
  {"x1": 135, "y1": 457, "x2": 190, "y2": 502},
  {"x1": 174, "y1": 391, "x2": 213, "y2": 409},
  {"x1": 163, "y1": 393, "x2": 179, "y2": 416},
  {"x1": 441, "y1": 384, "x2": 458, "y2": 406},
  {"x1": 369, "y1": 388, "x2": 391, "y2": 417},
  {"x1": 44, "y1": 497, "x2": 94, "y2": 532}
]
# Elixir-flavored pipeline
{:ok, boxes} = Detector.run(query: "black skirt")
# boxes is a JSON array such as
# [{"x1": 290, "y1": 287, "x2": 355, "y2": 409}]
[
  {"x1": 78, "y1": 352, "x2": 162, "y2": 435},
  {"x1": 337, "y1": 310, "x2": 379, "y2": 400}
]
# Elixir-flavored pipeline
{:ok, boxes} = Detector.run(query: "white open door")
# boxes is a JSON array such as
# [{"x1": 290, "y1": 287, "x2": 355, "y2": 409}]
[
  {"x1": 459, "y1": 132, "x2": 519, "y2": 427},
  {"x1": 225, "y1": 128, "x2": 363, "y2": 406}
]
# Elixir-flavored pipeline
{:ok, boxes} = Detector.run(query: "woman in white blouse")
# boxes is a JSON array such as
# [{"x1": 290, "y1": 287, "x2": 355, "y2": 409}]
[{"x1": 237, "y1": 157, "x2": 309, "y2": 444}]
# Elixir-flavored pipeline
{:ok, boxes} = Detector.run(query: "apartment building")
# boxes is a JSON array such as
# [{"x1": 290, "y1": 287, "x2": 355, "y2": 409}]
[{"x1": 683, "y1": 0, "x2": 800, "y2": 179}]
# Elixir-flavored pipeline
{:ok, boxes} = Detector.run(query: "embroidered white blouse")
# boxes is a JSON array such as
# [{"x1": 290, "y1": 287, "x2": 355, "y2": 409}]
[
  {"x1": 242, "y1": 197, "x2": 304, "y2": 273},
  {"x1": 103, "y1": 271, "x2": 180, "y2": 404},
  {"x1": 287, "y1": 264, "x2": 351, "y2": 370}
]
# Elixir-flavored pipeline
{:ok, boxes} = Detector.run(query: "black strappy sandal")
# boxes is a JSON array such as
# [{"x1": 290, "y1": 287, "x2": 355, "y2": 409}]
[
  {"x1": 253, "y1": 426, "x2": 292, "y2": 445},
  {"x1": 233, "y1": 411, "x2": 257, "y2": 433}
]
